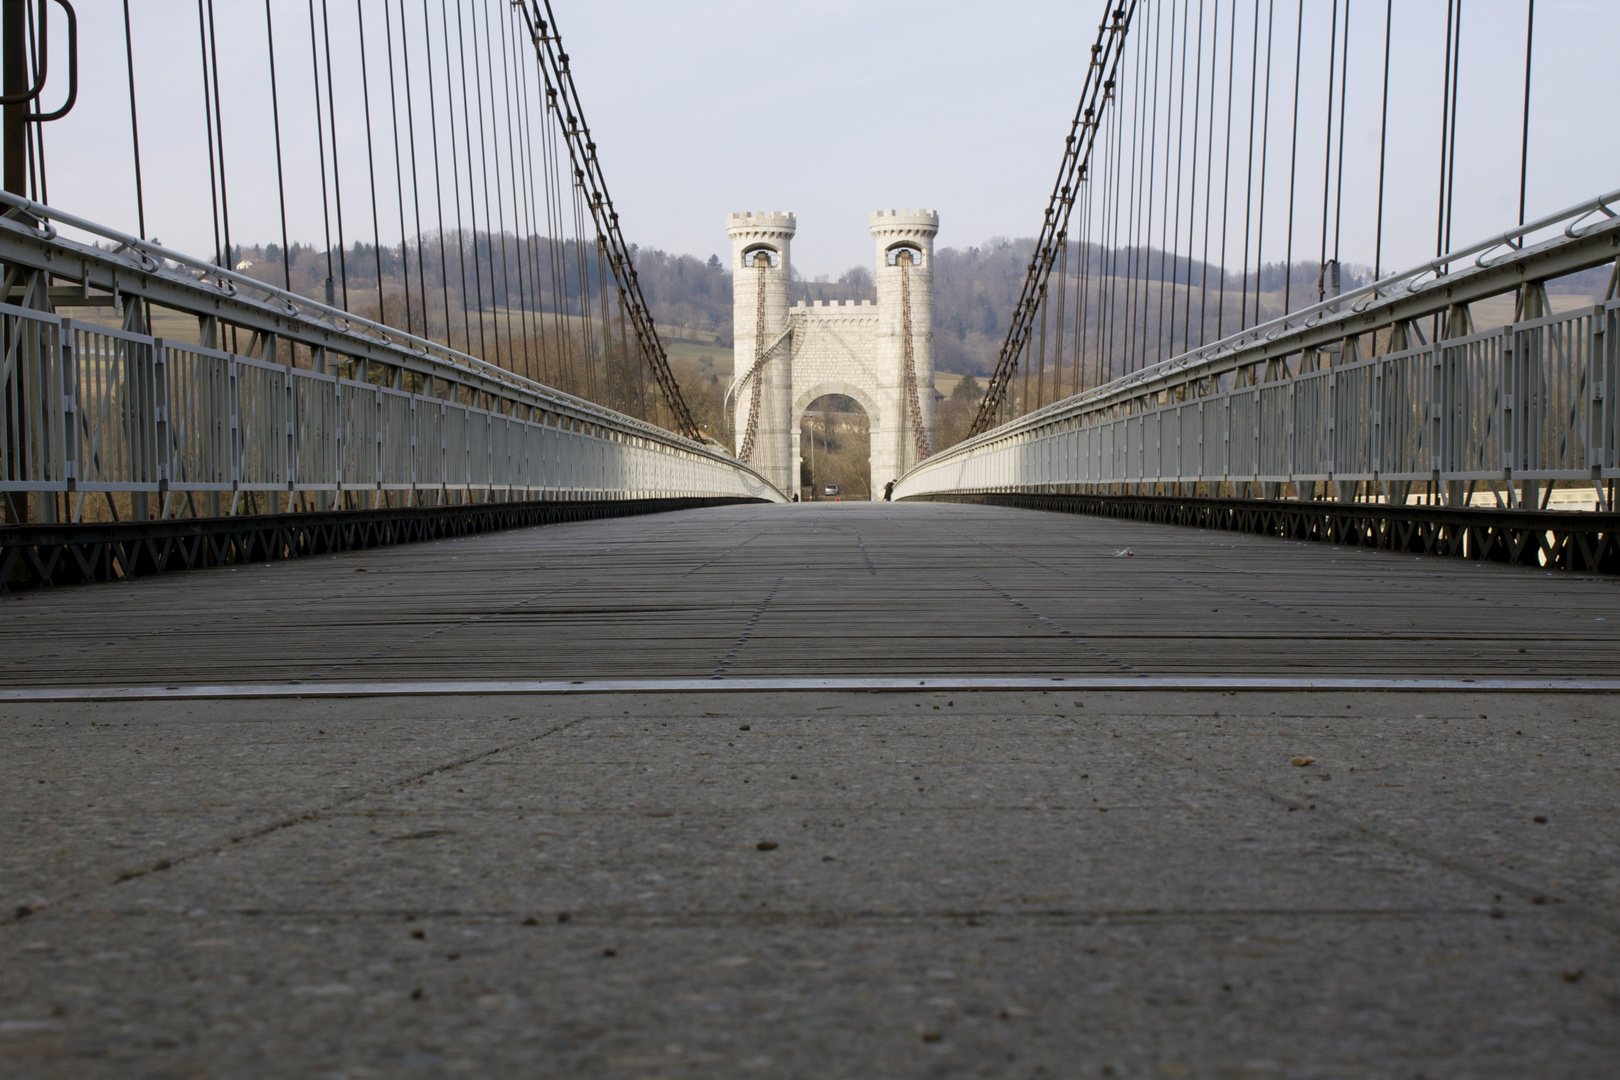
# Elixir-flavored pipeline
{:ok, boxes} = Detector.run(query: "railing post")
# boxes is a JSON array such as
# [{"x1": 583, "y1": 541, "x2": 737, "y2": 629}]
[
  {"x1": 1286, "y1": 373, "x2": 1299, "y2": 501},
  {"x1": 1438, "y1": 331, "x2": 1451, "y2": 508},
  {"x1": 1381, "y1": 320, "x2": 1413, "y2": 507},
  {"x1": 1334, "y1": 335, "x2": 1359, "y2": 502},
  {"x1": 1589, "y1": 310, "x2": 1606, "y2": 509},
  {"x1": 406, "y1": 395, "x2": 417, "y2": 507},
  {"x1": 1517, "y1": 283, "x2": 1548, "y2": 509},
  {"x1": 214, "y1": 352, "x2": 232, "y2": 519},
  {"x1": 58, "y1": 318, "x2": 76, "y2": 521},
  {"x1": 1601, "y1": 300, "x2": 1618, "y2": 510},
  {"x1": 153, "y1": 338, "x2": 169, "y2": 517}
]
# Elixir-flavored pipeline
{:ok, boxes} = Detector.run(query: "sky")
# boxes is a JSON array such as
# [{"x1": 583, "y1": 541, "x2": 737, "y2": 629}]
[{"x1": 31, "y1": 0, "x2": 1619, "y2": 283}]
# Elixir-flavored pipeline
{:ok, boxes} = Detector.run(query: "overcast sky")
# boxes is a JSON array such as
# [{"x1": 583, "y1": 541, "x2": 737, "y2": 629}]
[{"x1": 35, "y1": 1, "x2": 1618, "y2": 282}]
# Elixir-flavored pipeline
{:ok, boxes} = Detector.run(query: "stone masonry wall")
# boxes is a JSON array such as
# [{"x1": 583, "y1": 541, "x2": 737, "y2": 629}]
[{"x1": 728, "y1": 209, "x2": 936, "y2": 499}]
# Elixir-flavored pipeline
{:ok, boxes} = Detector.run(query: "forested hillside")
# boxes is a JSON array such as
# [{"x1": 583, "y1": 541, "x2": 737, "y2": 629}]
[{"x1": 207, "y1": 229, "x2": 1607, "y2": 449}]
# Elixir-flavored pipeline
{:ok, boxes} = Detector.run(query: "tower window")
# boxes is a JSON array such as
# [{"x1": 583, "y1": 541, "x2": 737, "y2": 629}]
[
  {"x1": 741, "y1": 243, "x2": 780, "y2": 268},
  {"x1": 886, "y1": 242, "x2": 923, "y2": 267}
]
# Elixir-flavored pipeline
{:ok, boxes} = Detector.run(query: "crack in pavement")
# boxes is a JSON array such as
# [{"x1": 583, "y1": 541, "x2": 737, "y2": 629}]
[{"x1": 6, "y1": 714, "x2": 595, "y2": 924}]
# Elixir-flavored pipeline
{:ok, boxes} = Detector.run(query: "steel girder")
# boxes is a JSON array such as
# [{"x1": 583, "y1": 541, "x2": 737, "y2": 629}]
[
  {"x1": 915, "y1": 492, "x2": 1620, "y2": 574},
  {"x1": 0, "y1": 496, "x2": 760, "y2": 591}
]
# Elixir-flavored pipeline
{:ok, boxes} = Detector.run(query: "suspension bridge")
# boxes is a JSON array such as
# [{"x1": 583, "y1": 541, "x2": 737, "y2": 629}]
[{"x1": 2, "y1": 2, "x2": 1617, "y2": 1075}]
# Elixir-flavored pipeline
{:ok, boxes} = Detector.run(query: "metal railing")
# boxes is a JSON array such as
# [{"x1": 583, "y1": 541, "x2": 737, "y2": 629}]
[
  {"x1": 0, "y1": 196, "x2": 784, "y2": 518},
  {"x1": 896, "y1": 190, "x2": 1620, "y2": 507}
]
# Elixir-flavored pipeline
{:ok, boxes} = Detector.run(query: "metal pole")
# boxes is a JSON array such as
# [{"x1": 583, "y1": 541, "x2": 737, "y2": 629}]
[
  {"x1": 2, "y1": 0, "x2": 26, "y2": 522},
  {"x1": 3, "y1": 0, "x2": 27, "y2": 196},
  {"x1": 804, "y1": 409, "x2": 818, "y2": 499}
]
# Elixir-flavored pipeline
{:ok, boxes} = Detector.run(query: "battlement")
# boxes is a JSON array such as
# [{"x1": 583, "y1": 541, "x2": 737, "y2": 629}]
[
  {"x1": 869, "y1": 208, "x2": 939, "y2": 231},
  {"x1": 792, "y1": 299, "x2": 879, "y2": 310},
  {"x1": 727, "y1": 210, "x2": 797, "y2": 233}
]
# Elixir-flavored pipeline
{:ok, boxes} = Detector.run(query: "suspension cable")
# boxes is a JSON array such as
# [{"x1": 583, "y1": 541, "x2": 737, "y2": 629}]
[
  {"x1": 1331, "y1": 0, "x2": 1350, "y2": 271},
  {"x1": 473, "y1": 0, "x2": 516, "y2": 375},
  {"x1": 1123, "y1": 7, "x2": 1148, "y2": 374},
  {"x1": 1282, "y1": 0, "x2": 1302, "y2": 317},
  {"x1": 1106, "y1": 64, "x2": 1127, "y2": 386},
  {"x1": 1518, "y1": 0, "x2": 1534, "y2": 226},
  {"x1": 1182, "y1": 0, "x2": 1205, "y2": 351},
  {"x1": 1443, "y1": 1, "x2": 1461, "y2": 257},
  {"x1": 1159, "y1": 0, "x2": 1182, "y2": 364},
  {"x1": 1239, "y1": 0, "x2": 1260, "y2": 330},
  {"x1": 355, "y1": 0, "x2": 387, "y2": 322},
  {"x1": 1252, "y1": 0, "x2": 1274, "y2": 327},
  {"x1": 451, "y1": 0, "x2": 488, "y2": 364},
  {"x1": 1097, "y1": 80, "x2": 1118, "y2": 390},
  {"x1": 1373, "y1": 0, "x2": 1392, "y2": 280},
  {"x1": 971, "y1": 2, "x2": 1135, "y2": 435},
  {"x1": 122, "y1": 1, "x2": 145, "y2": 239},
  {"x1": 541, "y1": 87, "x2": 575, "y2": 389},
  {"x1": 572, "y1": 177, "x2": 598, "y2": 399},
  {"x1": 1050, "y1": 231, "x2": 1067, "y2": 406},
  {"x1": 1214, "y1": 0, "x2": 1236, "y2": 340},
  {"x1": 1435, "y1": 0, "x2": 1455, "y2": 261},
  {"x1": 494, "y1": 0, "x2": 535, "y2": 381},
  {"x1": 1139, "y1": 0, "x2": 1164, "y2": 371},
  {"x1": 1317, "y1": 0, "x2": 1340, "y2": 301},
  {"x1": 1073, "y1": 159, "x2": 1091, "y2": 397},
  {"x1": 263, "y1": 0, "x2": 291, "y2": 289},
  {"x1": 394, "y1": 0, "x2": 429, "y2": 334},
  {"x1": 24, "y1": 3, "x2": 45, "y2": 202},
  {"x1": 306, "y1": 0, "x2": 335, "y2": 304},
  {"x1": 381, "y1": 0, "x2": 413, "y2": 334},
  {"x1": 196, "y1": 1, "x2": 221, "y2": 268},
  {"x1": 1118, "y1": 6, "x2": 1142, "y2": 377},
  {"x1": 209, "y1": 0, "x2": 233, "y2": 266},
  {"x1": 508, "y1": 2, "x2": 553, "y2": 384},
  {"x1": 421, "y1": 0, "x2": 456, "y2": 351},
  {"x1": 1197, "y1": 0, "x2": 1218, "y2": 346},
  {"x1": 1165, "y1": 0, "x2": 1190, "y2": 359},
  {"x1": 516, "y1": 0, "x2": 701, "y2": 439},
  {"x1": 319, "y1": 0, "x2": 349, "y2": 310},
  {"x1": 515, "y1": 28, "x2": 559, "y2": 386}
]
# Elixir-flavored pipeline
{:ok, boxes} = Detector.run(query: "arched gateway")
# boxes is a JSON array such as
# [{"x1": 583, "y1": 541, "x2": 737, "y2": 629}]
[{"x1": 726, "y1": 209, "x2": 937, "y2": 498}]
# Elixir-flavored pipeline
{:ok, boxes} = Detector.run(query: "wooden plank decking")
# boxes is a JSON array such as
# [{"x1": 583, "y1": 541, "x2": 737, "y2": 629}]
[{"x1": 4, "y1": 501, "x2": 1616, "y2": 687}]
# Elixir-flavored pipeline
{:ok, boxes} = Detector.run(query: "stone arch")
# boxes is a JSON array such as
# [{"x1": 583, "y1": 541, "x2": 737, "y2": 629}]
[
  {"x1": 793, "y1": 379, "x2": 883, "y2": 501},
  {"x1": 793, "y1": 379, "x2": 882, "y2": 433}
]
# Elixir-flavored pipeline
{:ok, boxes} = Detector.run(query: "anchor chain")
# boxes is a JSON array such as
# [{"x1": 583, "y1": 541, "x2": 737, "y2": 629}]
[
  {"x1": 900, "y1": 257, "x2": 931, "y2": 462},
  {"x1": 736, "y1": 265, "x2": 768, "y2": 463}
]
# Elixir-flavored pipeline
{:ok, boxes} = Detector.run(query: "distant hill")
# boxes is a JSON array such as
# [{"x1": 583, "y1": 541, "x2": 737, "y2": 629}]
[{"x1": 203, "y1": 230, "x2": 1609, "y2": 443}]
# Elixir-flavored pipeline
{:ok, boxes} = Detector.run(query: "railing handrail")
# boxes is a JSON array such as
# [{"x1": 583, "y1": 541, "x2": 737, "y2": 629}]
[
  {"x1": 916, "y1": 186, "x2": 1620, "y2": 477},
  {"x1": 0, "y1": 190, "x2": 752, "y2": 472}
]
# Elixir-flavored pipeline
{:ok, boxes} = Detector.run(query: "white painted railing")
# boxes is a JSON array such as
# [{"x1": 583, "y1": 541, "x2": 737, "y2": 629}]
[
  {"x1": 2, "y1": 305, "x2": 782, "y2": 513},
  {"x1": 896, "y1": 191, "x2": 1620, "y2": 505}
]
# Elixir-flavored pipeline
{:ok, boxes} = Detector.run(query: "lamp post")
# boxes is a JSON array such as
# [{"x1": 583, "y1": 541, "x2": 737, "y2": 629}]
[{"x1": 802, "y1": 409, "x2": 823, "y2": 500}]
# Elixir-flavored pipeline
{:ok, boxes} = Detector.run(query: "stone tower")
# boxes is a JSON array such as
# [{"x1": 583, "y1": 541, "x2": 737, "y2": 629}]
[
  {"x1": 869, "y1": 209, "x2": 938, "y2": 484},
  {"x1": 726, "y1": 211, "x2": 797, "y2": 494},
  {"x1": 726, "y1": 208, "x2": 938, "y2": 499}
]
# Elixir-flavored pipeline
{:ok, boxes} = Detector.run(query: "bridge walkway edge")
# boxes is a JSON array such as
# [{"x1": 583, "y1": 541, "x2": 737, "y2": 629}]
[
  {"x1": 907, "y1": 492, "x2": 1620, "y2": 574},
  {"x1": 0, "y1": 497, "x2": 768, "y2": 592}
]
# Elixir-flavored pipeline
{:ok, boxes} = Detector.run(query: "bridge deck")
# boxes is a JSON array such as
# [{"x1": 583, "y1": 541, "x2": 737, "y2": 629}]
[
  {"x1": 4, "y1": 501, "x2": 1617, "y2": 687},
  {"x1": 4, "y1": 504, "x2": 1618, "y2": 1076}
]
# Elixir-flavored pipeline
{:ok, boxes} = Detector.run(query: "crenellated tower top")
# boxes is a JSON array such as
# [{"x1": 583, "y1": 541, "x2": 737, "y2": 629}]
[
  {"x1": 727, "y1": 211, "x2": 797, "y2": 237},
  {"x1": 869, "y1": 208, "x2": 939, "y2": 238}
]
